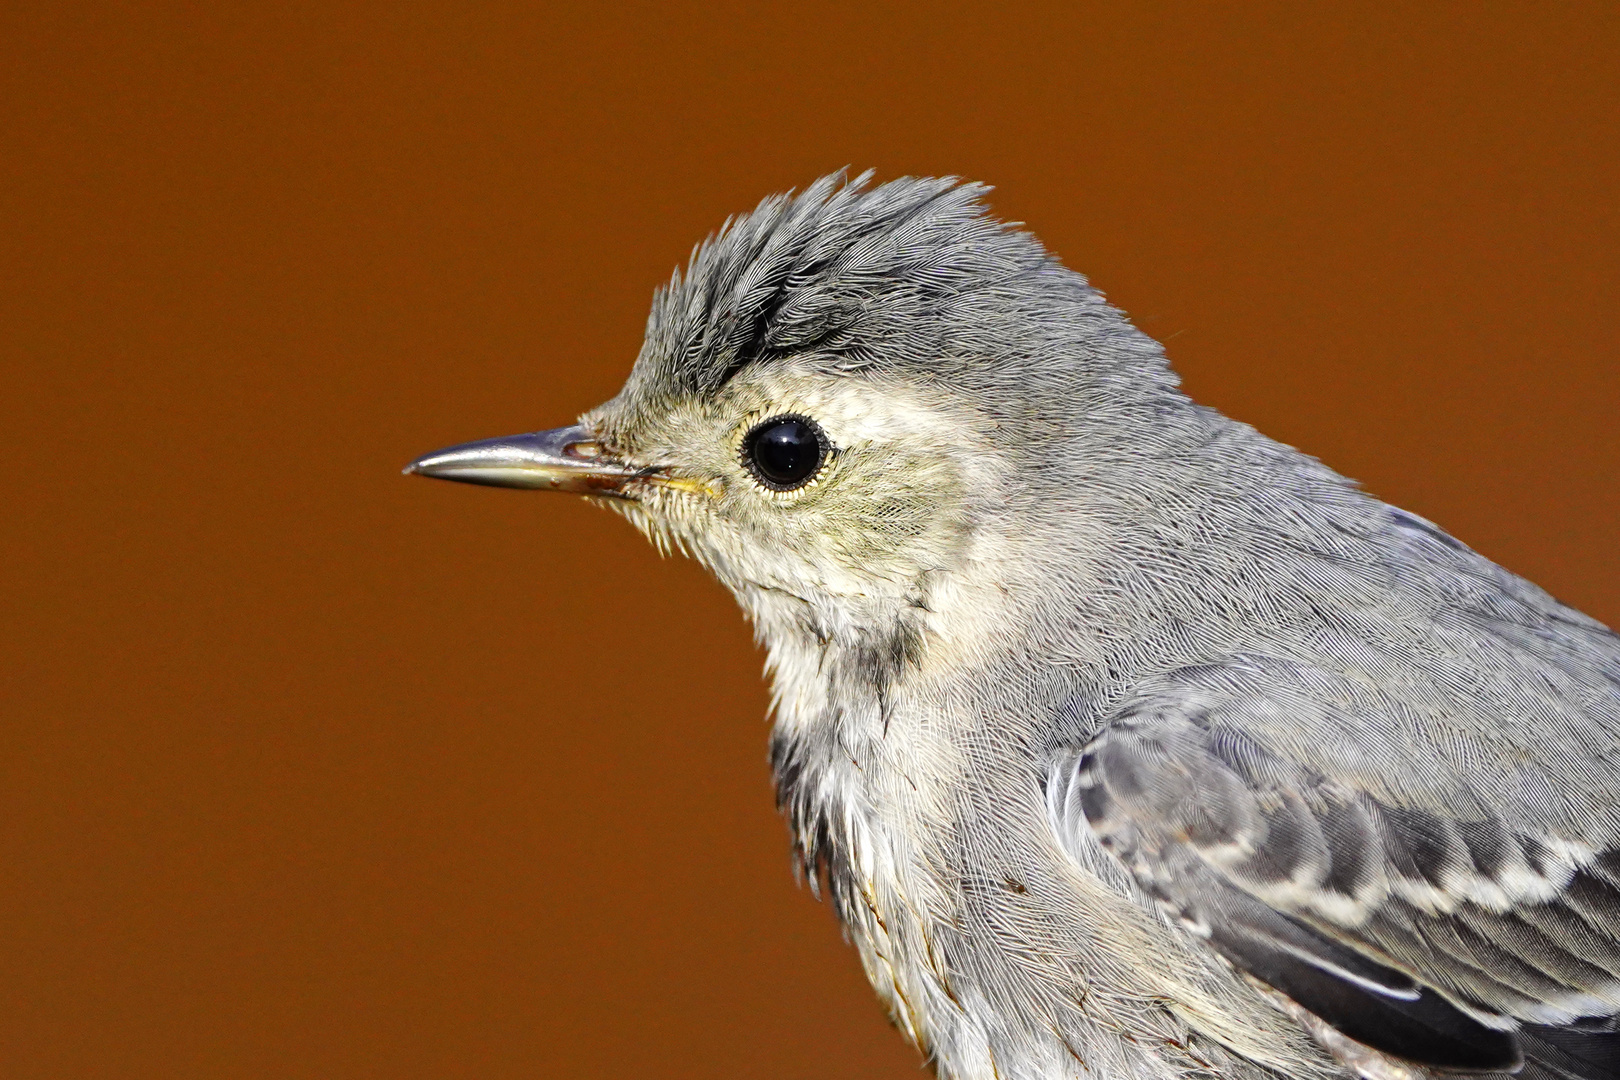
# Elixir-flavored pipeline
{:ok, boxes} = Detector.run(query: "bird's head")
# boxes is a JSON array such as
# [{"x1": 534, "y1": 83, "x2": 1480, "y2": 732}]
[{"x1": 407, "y1": 173, "x2": 1183, "y2": 672}]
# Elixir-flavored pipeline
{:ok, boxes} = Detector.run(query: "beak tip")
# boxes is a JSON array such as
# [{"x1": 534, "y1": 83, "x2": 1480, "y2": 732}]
[{"x1": 400, "y1": 425, "x2": 633, "y2": 493}]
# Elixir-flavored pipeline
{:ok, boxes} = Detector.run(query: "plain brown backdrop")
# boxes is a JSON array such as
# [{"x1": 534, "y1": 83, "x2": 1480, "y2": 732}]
[{"x1": 2, "y1": 3, "x2": 1617, "y2": 1077}]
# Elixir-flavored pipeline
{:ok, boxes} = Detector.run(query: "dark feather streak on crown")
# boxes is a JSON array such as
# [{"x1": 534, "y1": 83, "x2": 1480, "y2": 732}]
[{"x1": 648, "y1": 171, "x2": 1013, "y2": 397}]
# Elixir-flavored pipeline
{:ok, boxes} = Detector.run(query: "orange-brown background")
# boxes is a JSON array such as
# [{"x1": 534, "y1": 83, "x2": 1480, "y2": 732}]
[{"x1": 3, "y1": 3, "x2": 1617, "y2": 1077}]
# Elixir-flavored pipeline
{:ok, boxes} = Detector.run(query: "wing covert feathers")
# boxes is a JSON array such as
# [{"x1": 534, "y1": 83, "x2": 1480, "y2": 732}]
[{"x1": 1047, "y1": 662, "x2": 1620, "y2": 1077}]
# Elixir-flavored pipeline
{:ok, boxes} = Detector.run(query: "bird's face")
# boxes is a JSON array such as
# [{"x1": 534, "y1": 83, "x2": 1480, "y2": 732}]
[{"x1": 407, "y1": 354, "x2": 1010, "y2": 653}]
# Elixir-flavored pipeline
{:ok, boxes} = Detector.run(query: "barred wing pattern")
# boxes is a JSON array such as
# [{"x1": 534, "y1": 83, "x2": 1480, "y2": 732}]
[{"x1": 1047, "y1": 659, "x2": 1620, "y2": 1077}]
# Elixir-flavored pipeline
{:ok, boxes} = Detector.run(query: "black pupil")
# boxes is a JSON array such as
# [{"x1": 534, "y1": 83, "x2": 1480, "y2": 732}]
[{"x1": 749, "y1": 418, "x2": 822, "y2": 489}]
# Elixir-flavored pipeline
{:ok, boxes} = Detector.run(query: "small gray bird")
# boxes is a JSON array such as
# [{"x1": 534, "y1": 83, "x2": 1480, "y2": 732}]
[{"x1": 406, "y1": 173, "x2": 1620, "y2": 1080}]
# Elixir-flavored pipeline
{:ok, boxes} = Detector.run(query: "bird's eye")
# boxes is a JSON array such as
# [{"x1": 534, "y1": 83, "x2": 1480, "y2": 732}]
[{"x1": 742, "y1": 415, "x2": 827, "y2": 491}]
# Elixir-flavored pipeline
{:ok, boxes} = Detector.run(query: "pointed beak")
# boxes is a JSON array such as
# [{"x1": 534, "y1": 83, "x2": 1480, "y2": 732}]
[{"x1": 403, "y1": 424, "x2": 641, "y2": 496}]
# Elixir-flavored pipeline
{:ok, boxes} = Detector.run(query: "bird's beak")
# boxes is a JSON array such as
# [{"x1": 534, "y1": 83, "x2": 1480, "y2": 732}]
[{"x1": 403, "y1": 424, "x2": 642, "y2": 497}]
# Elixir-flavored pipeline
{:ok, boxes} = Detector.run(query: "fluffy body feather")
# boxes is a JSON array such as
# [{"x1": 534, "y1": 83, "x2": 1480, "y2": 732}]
[{"x1": 564, "y1": 174, "x2": 1620, "y2": 1079}]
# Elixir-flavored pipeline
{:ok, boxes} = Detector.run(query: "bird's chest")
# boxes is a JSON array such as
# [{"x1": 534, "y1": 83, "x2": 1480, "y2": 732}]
[
  {"x1": 764, "y1": 651, "x2": 1229, "y2": 1080},
  {"x1": 768, "y1": 672, "x2": 976, "y2": 1059}
]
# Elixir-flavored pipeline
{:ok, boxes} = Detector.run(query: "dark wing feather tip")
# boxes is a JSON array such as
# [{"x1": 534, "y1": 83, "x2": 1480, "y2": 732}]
[{"x1": 1217, "y1": 926, "x2": 1521, "y2": 1072}]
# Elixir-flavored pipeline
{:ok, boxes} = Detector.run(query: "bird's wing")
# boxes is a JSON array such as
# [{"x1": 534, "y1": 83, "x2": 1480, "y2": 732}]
[{"x1": 1046, "y1": 655, "x2": 1620, "y2": 1076}]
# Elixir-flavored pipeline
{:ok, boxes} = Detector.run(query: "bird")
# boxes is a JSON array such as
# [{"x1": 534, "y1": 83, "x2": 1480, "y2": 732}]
[{"x1": 405, "y1": 172, "x2": 1620, "y2": 1080}]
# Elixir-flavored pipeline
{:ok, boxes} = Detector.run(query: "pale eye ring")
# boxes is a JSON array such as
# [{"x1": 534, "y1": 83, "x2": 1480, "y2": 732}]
[{"x1": 741, "y1": 414, "x2": 828, "y2": 491}]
